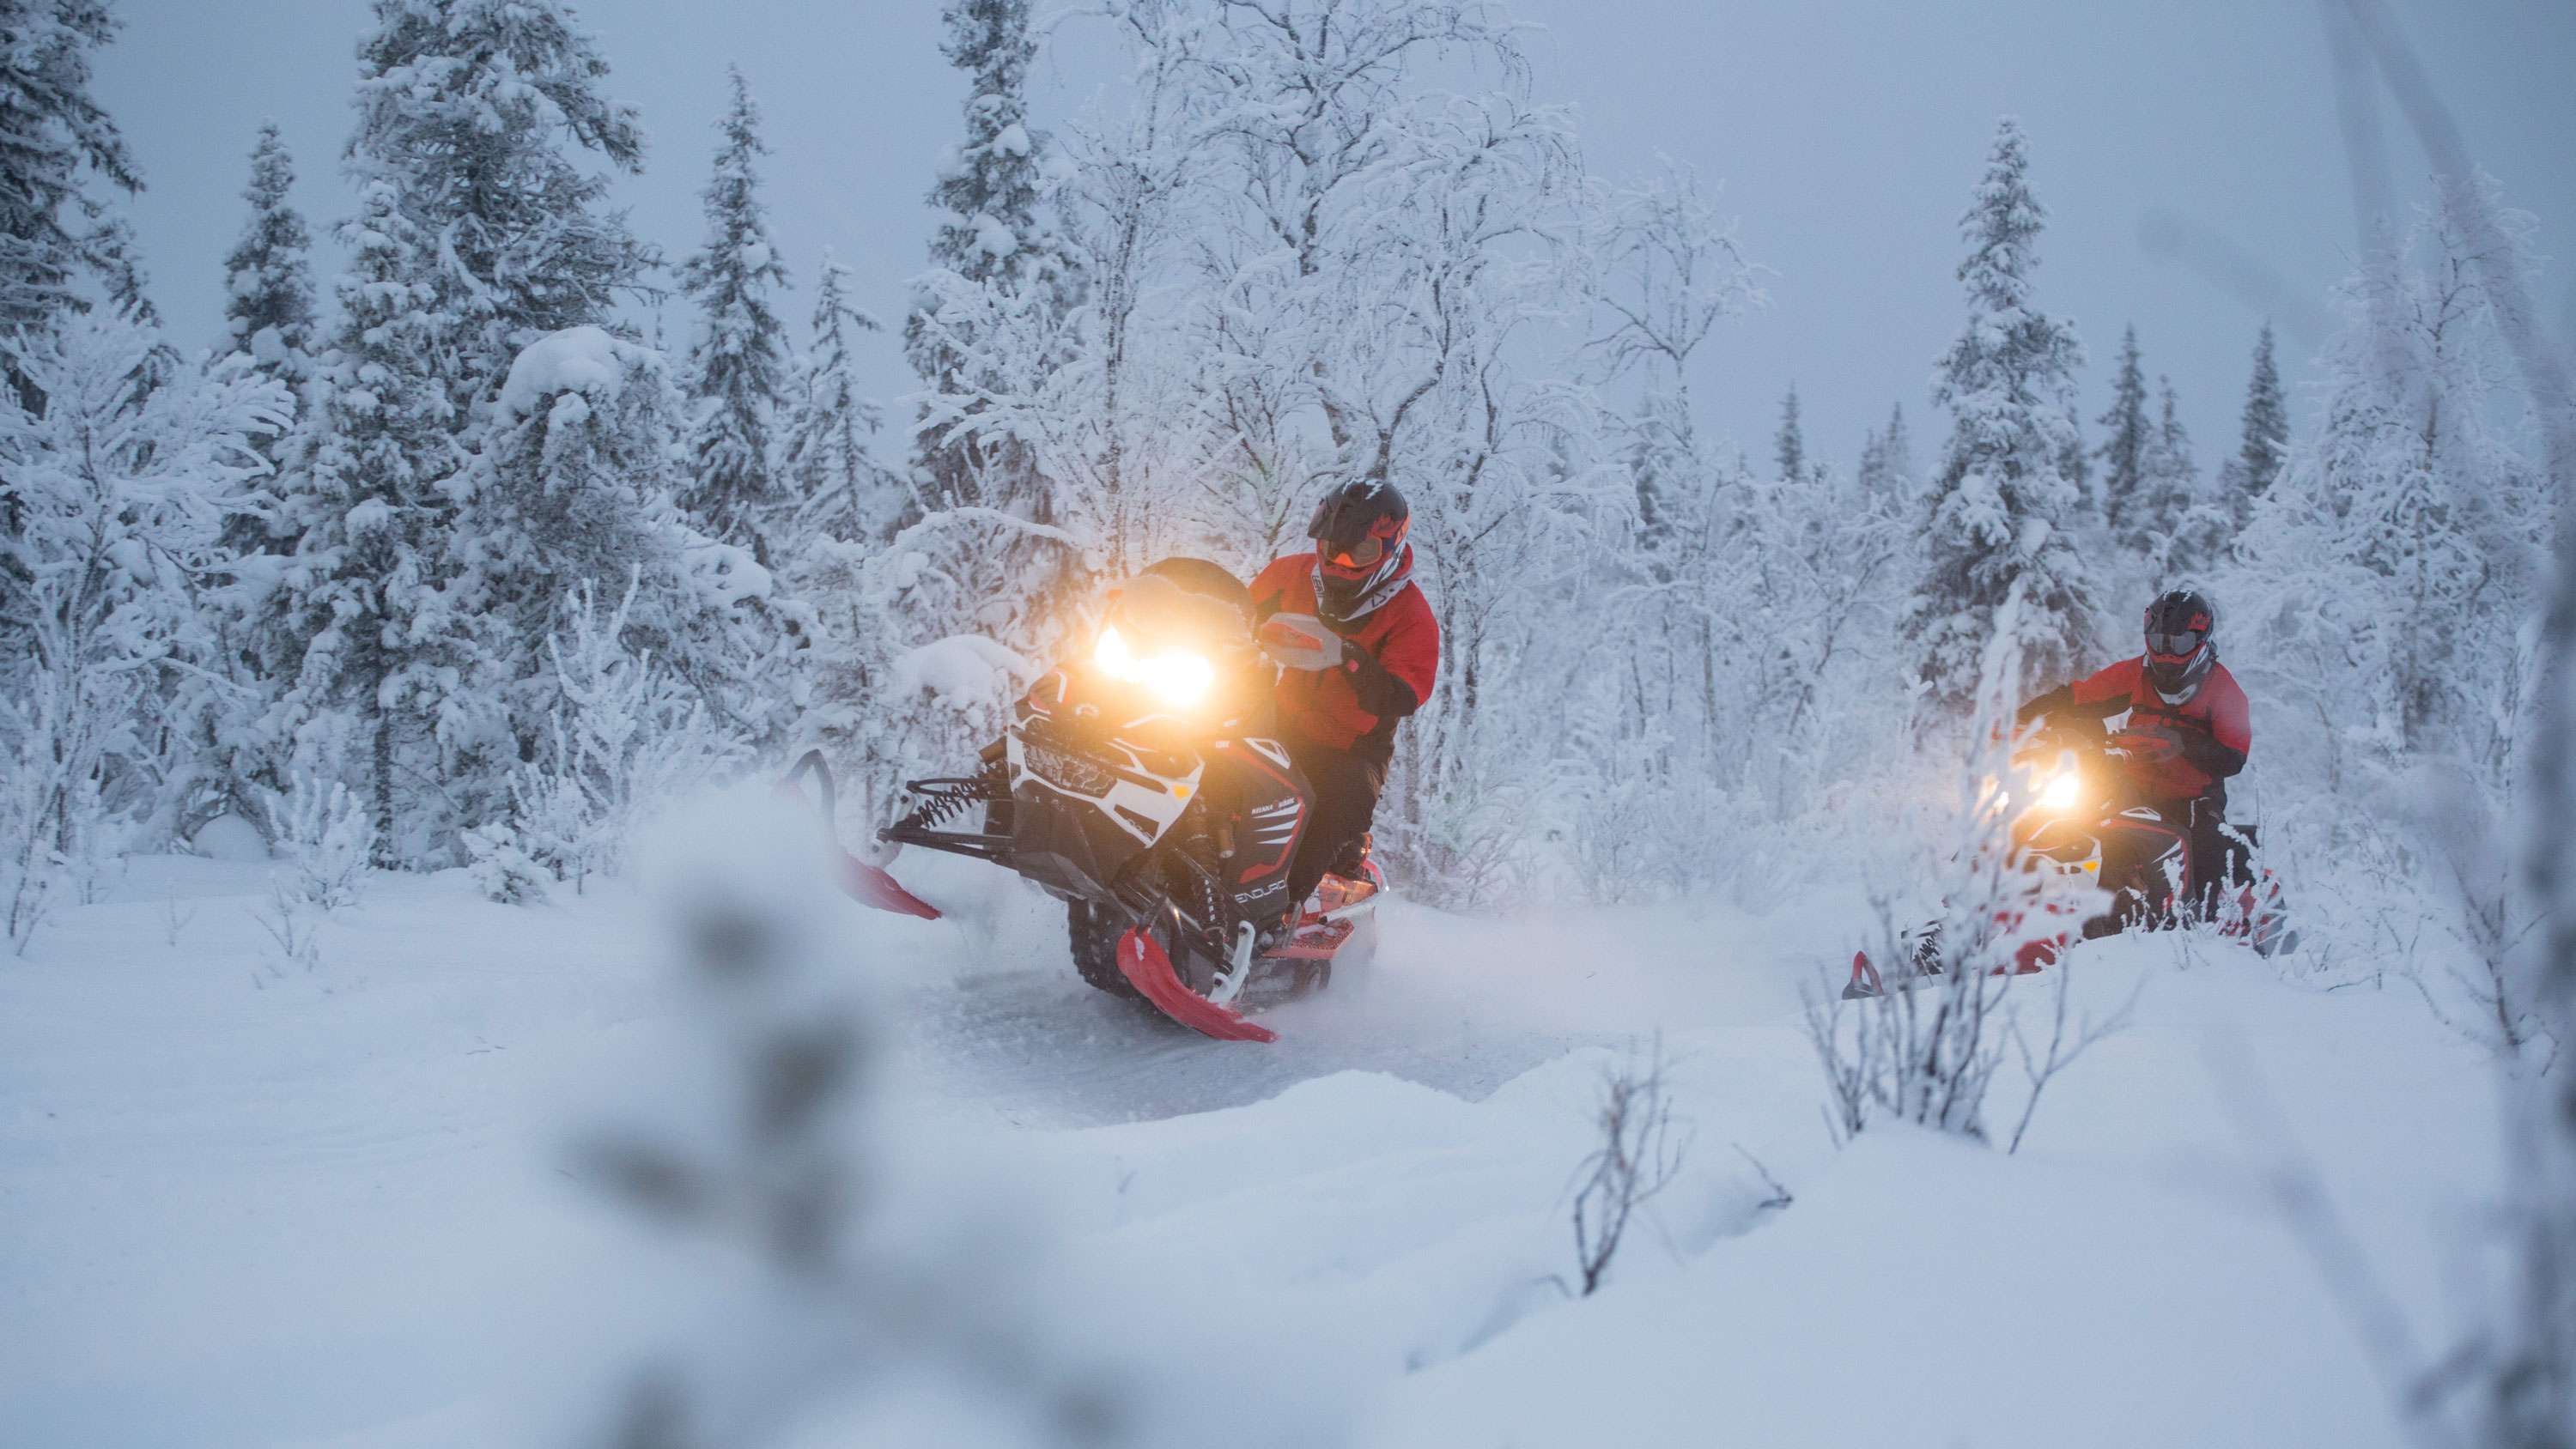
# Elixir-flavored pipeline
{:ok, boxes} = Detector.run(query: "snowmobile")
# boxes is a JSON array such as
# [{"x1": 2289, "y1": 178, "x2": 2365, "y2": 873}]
[
  {"x1": 781, "y1": 561, "x2": 1378, "y2": 1043},
  {"x1": 1842, "y1": 711, "x2": 2293, "y2": 999}
]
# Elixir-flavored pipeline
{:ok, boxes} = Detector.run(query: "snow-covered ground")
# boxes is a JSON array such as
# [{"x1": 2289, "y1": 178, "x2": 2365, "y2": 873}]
[{"x1": 0, "y1": 830, "x2": 2501, "y2": 1448}]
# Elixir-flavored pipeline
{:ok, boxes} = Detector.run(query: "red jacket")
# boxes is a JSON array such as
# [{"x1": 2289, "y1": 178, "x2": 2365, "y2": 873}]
[
  {"x1": 2063, "y1": 656, "x2": 2251, "y2": 801},
  {"x1": 1249, "y1": 553, "x2": 1439, "y2": 763}
]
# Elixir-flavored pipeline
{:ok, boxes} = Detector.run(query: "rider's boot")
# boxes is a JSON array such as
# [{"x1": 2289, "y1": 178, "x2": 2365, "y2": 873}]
[{"x1": 1300, "y1": 834, "x2": 1383, "y2": 928}]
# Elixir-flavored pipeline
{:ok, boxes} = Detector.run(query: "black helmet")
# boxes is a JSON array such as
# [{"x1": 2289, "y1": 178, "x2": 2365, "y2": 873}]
[
  {"x1": 1308, "y1": 479, "x2": 1412, "y2": 624},
  {"x1": 2142, "y1": 589, "x2": 2217, "y2": 700}
]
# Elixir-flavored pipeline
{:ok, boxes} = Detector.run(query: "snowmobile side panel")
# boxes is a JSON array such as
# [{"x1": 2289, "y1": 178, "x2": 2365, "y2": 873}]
[{"x1": 1116, "y1": 926, "x2": 1277, "y2": 1042}]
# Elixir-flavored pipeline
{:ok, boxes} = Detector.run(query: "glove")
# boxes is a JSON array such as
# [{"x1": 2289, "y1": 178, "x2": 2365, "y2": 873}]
[
  {"x1": 2113, "y1": 722, "x2": 2182, "y2": 763},
  {"x1": 1258, "y1": 613, "x2": 1344, "y2": 671}
]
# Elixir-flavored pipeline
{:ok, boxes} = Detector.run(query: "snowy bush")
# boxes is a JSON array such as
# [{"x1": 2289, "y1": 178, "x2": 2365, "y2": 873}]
[
  {"x1": 0, "y1": 311, "x2": 287, "y2": 949},
  {"x1": 472, "y1": 578, "x2": 759, "y2": 901},
  {"x1": 1804, "y1": 604, "x2": 2101, "y2": 1145},
  {"x1": 261, "y1": 776, "x2": 369, "y2": 914}
]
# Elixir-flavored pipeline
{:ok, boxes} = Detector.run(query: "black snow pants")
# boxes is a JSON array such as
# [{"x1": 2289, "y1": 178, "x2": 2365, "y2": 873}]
[
  {"x1": 1285, "y1": 739, "x2": 1384, "y2": 906},
  {"x1": 2098, "y1": 792, "x2": 2244, "y2": 924}
]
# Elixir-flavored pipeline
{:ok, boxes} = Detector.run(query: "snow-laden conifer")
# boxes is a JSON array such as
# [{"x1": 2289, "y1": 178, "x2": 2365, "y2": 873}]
[
  {"x1": 1908, "y1": 118, "x2": 2093, "y2": 713},
  {"x1": 220, "y1": 121, "x2": 315, "y2": 371},
  {"x1": 265, "y1": 0, "x2": 681, "y2": 867},
  {"x1": 676, "y1": 67, "x2": 792, "y2": 564},
  {"x1": 2094, "y1": 324, "x2": 2150, "y2": 541},
  {"x1": 1858, "y1": 403, "x2": 1915, "y2": 501},
  {"x1": 0, "y1": 0, "x2": 137, "y2": 338},
  {"x1": 1774, "y1": 384, "x2": 1807, "y2": 485},
  {"x1": 2216, "y1": 320, "x2": 2287, "y2": 524},
  {"x1": 265, "y1": 180, "x2": 459, "y2": 861},
  {"x1": 343, "y1": 0, "x2": 650, "y2": 406},
  {"x1": 906, "y1": 0, "x2": 1078, "y2": 515},
  {"x1": 781, "y1": 251, "x2": 891, "y2": 545},
  {"x1": 2126, "y1": 376, "x2": 2212, "y2": 575}
]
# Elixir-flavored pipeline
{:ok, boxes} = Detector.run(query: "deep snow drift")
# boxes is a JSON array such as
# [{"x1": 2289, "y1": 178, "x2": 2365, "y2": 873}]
[{"x1": 0, "y1": 820, "x2": 2501, "y2": 1448}]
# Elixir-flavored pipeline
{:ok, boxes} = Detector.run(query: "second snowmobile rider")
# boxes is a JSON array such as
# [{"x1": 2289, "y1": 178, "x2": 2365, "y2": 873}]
[
  {"x1": 2015, "y1": 587, "x2": 2251, "y2": 919},
  {"x1": 1248, "y1": 479, "x2": 1441, "y2": 914}
]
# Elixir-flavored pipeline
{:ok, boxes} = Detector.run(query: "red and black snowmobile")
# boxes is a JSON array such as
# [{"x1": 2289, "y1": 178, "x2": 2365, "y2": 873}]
[
  {"x1": 782, "y1": 561, "x2": 1377, "y2": 1042},
  {"x1": 1843, "y1": 712, "x2": 2294, "y2": 998}
]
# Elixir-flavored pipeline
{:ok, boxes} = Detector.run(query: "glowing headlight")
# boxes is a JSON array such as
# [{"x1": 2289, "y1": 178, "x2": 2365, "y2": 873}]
[
  {"x1": 1093, "y1": 627, "x2": 1215, "y2": 704},
  {"x1": 2038, "y1": 771, "x2": 2081, "y2": 811}
]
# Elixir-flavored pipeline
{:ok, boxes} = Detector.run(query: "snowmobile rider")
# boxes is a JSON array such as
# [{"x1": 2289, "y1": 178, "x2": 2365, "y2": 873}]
[
  {"x1": 2015, "y1": 588, "x2": 2251, "y2": 920},
  {"x1": 1248, "y1": 480, "x2": 1441, "y2": 912}
]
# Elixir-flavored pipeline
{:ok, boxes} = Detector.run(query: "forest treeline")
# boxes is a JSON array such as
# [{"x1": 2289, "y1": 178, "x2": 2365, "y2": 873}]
[{"x1": 0, "y1": 0, "x2": 2554, "y2": 950}]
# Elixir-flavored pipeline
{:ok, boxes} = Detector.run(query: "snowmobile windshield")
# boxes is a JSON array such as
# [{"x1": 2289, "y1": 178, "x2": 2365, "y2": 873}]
[{"x1": 1110, "y1": 570, "x2": 1255, "y2": 653}]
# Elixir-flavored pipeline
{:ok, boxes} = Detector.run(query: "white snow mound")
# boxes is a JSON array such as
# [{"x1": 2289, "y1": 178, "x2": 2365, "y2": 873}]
[
  {"x1": 498, "y1": 325, "x2": 638, "y2": 420},
  {"x1": 892, "y1": 634, "x2": 1035, "y2": 706}
]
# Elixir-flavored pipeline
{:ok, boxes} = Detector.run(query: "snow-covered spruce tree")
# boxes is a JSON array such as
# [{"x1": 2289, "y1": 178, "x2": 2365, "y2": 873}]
[
  {"x1": 267, "y1": 0, "x2": 690, "y2": 868},
  {"x1": 781, "y1": 250, "x2": 892, "y2": 546},
  {"x1": 449, "y1": 328, "x2": 775, "y2": 889},
  {"x1": 263, "y1": 180, "x2": 458, "y2": 862},
  {"x1": 1858, "y1": 402, "x2": 1915, "y2": 501},
  {"x1": 1774, "y1": 383, "x2": 1807, "y2": 484},
  {"x1": 1907, "y1": 117, "x2": 2093, "y2": 716},
  {"x1": 2216, "y1": 320, "x2": 2288, "y2": 527},
  {"x1": 0, "y1": 0, "x2": 137, "y2": 351},
  {"x1": 2094, "y1": 324, "x2": 2149, "y2": 547},
  {"x1": 2127, "y1": 376, "x2": 2205, "y2": 577},
  {"x1": 676, "y1": 65, "x2": 793, "y2": 567},
  {"x1": 220, "y1": 121, "x2": 315, "y2": 375},
  {"x1": 0, "y1": 312, "x2": 287, "y2": 949},
  {"x1": 217, "y1": 121, "x2": 316, "y2": 524},
  {"x1": 906, "y1": 0, "x2": 1078, "y2": 516}
]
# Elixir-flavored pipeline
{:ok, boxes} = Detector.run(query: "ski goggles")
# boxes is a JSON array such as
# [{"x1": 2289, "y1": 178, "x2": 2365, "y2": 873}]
[
  {"x1": 1318, "y1": 533, "x2": 1388, "y2": 575},
  {"x1": 2146, "y1": 629, "x2": 2205, "y2": 658}
]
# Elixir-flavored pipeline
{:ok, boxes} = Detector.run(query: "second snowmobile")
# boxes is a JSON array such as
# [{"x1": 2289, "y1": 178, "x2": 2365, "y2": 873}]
[{"x1": 1843, "y1": 711, "x2": 2293, "y2": 998}]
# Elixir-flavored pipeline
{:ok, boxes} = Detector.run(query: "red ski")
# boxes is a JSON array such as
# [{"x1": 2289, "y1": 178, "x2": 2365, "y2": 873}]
[
  {"x1": 1116, "y1": 927, "x2": 1277, "y2": 1042},
  {"x1": 777, "y1": 752, "x2": 940, "y2": 920}
]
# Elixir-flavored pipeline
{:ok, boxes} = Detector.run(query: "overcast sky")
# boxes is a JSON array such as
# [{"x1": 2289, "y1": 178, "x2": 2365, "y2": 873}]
[{"x1": 100, "y1": 0, "x2": 2575, "y2": 477}]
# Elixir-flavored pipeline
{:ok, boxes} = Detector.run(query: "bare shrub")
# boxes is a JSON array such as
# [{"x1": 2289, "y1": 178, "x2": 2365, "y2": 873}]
[
  {"x1": 1565, "y1": 1041, "x2": 1691, "y2": 1297},
  {"x1": 1804, "y1": 593, "x2": 2102, "y2": 1146}
]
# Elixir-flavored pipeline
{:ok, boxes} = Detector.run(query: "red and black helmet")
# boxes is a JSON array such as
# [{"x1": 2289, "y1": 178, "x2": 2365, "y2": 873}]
[
  {"x1": 2142, "y1": 589, "x2": 2217, "y2": 700},
  {"x1": 1308, "y1": 479, "x2": 1411, "y2": 624}
]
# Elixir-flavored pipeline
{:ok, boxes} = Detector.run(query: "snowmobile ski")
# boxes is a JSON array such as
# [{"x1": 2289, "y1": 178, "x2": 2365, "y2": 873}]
[
  {"x1": 778, "y1": 750, "x2": 941, "y2": 920},
  {"x1": 1116, "y1": 926, "x2": 1277, "y2": 1042}
]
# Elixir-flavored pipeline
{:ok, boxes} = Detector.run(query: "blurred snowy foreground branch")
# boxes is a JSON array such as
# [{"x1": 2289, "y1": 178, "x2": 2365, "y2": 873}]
[{"x1": 549, "y1": 790, "x2": 1339, "y2": 1449}]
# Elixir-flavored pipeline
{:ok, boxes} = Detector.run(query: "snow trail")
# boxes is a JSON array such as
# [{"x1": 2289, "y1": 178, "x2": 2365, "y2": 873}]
[{"x1": 0, "y1": 847, "x2": 2505, "y2": 1449}]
